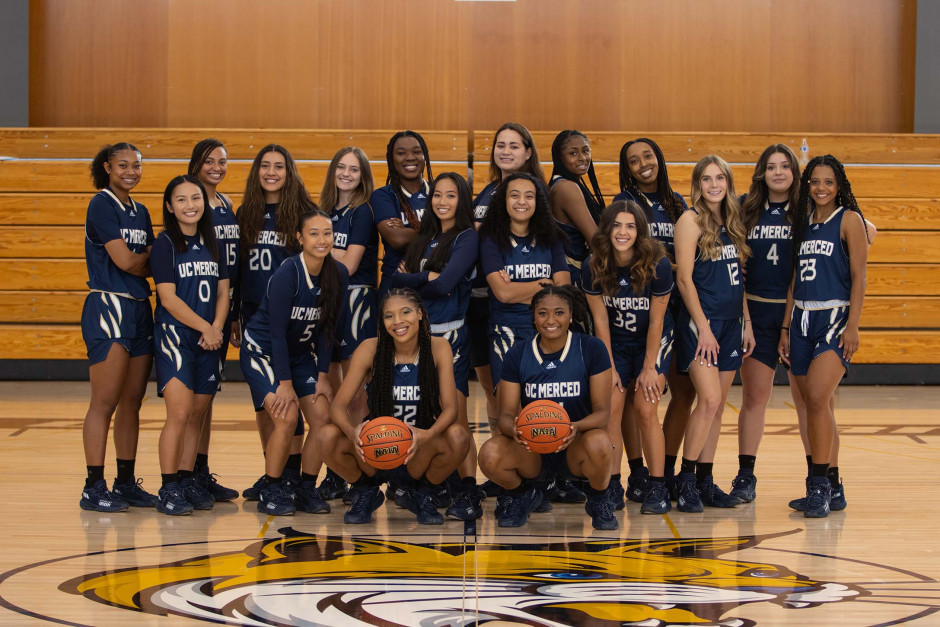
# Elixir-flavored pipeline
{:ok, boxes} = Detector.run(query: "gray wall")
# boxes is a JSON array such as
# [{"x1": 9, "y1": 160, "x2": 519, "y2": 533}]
[
  {"x1": 915, "y1": 0, "x2": 940, "y2": 133},
  {"x1": 0, "y1": 0, "x2": 29, "y2": 126}
]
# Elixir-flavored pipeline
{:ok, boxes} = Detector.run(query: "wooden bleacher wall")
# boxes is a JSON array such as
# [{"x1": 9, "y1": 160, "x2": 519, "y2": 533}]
[{"x1": 1, "y1": 129, "x2": 938, "y2": 381}]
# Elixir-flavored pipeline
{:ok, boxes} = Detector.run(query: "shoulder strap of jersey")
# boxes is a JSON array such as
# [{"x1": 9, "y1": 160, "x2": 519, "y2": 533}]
[{"x1": 100, "y1": 188, "x2": 139, "y2": 215}]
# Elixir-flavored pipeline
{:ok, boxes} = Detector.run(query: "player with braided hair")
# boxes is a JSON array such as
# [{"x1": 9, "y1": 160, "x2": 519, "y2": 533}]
[
  {"x1": 779, "y1": 154, "x2": 870, "y2": 518},
  {"x1": 323, "y1": 288, "x2": 470, "y2": 525},
  {"x1": 371, "y1": 131, "x2": 433, "y2": 296}
]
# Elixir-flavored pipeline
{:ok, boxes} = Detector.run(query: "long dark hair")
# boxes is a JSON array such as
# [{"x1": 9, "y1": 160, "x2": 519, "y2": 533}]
[
  {"x1": 297, "y1": 209, "x2": 342, "y2": 343},
  {"x1": 531, "y1": 284, "x2": 592, "y2": 335},
  {"x1": 551, "y1": 130, "x2": 605, "y2": 222},
  {"x1": 791, "y1": 154, "x2": 870, "y2": 272},
  {"x1": 90, "y1": 143, "x2": 141, "y2": 190},
  {"x1": 488, "y1": 122, "x2": 545, "y2": 183},
  {"x1": 385, "y1": 131, "x2": 433, "y2": 233},
  {"x1": 161, "y1": 175, "x2": 219, "y2": 261},
  {"x1": 187, "y1": 138, "x2": 225, "y2": 179},
  {"x1": 370, "y1": 288, "x2": 440, "y2": 429},
  {"x1": 402, "y1": 172, "x2": 474, "y2": 273},
  {"x1": 589, "y1": 200, "x2": 666, "y2": 296},
  {"x1": 478, "y1": 172, "x2": 563, "y2": 253},
  {"x1": 618, "y1": 138, "x2": 684, "y2": 224},
  {"x1": 238, "y1": 144, "x2": 312, "y2": 261},
  {"x1": 742, "y1": 144, "x2": 800, "y2": 231}
]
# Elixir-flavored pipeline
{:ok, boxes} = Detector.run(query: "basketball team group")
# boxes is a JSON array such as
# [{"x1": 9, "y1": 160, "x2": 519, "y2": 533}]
[{"x1": 78, "y1": 124, "x2": 873, "y2": 529}]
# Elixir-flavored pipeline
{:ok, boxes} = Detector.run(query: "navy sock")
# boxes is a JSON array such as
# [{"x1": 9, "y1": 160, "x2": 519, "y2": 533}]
[
  {"x1": 695, "y1": 462, "x2": 713, "y2": 482},
  {"x1": 805, "y1": 454, "x2": 812, "y2": 475},
  {"x1": 627, "y1": 458, "x2": 645, "y2": 472},
  {"x1": 810, "y1": 463, "x2": 829, "y2": 478},
  {"x1": 827, "y1": 466, "x2": 840, "y2": 487},
  {"x1": 265, "y1": 474, "x2": 282, "y2": 485},
  {"x1": 86, "y1": 465, "x2": 105, "y2": 488},
  {"x1": 665, "y1": 455, "x2": 678, "y2": 476},
  {"x1": 610, "y1": 472, "x2": 621, "y2": 482},
  {"x1": 161, "y1": 473, "x2": 178, "y2": 488},
  {"x1": 115, "y1": 458, "x2": 135, "y2": 484},
  {"x1": 285, "y1": 454, "x2": 301, "y2": 472},
  {"x1": 301, "y1": 472, "x2": 317, "y2": 484},
  {"x1": 195, "y1": 453, "x2": 209, "y2": 470},
  {"x1": 680, "y1": 458, "x2": 696, "y2": 475},
  {"x1": 178, "y1": 469, "x2": 194, "y2": 480},
  {"x1": 738, "y1": 455, "x2": 756, "y2": 472}
]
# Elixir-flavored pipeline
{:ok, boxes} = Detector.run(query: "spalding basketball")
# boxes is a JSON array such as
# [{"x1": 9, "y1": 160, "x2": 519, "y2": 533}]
[
  {"x1": 359, "y1": 416, "x2": 413, "y2": 469},
  {"x1": 515, "y1": 399, "x2": 571, "y2": 454}
]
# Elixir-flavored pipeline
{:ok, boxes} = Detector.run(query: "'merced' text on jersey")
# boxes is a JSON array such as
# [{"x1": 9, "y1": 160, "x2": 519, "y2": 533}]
[
  {"x1": 121, "y1": 228, "x2": 149, "y2": 246},
  {"x1": 747, "y1": 224, "x2": 791, "y2": 240},
  {"x1": 178, "y1": 260, "x2": 220, "y2": 278},
  {"x1": 507, "y1": 263, "x2": 552, "y2": 280},
  {"x1": 525, "y1": 381, "x2": 581, "y2": 400},
  {"x1": 799, "y1": 239, "x2": 835, "y2": 257}
]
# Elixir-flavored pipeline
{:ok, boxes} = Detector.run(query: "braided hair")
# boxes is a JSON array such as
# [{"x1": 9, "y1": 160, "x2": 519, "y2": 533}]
[
  {"x1": 791, "y1": 154, "x2": 870, "y2": 273},
  {"x1": 370, "y1": 288, "x2": 440, "y2": 429},
  {"x1": 618, "y1": 138, "x2": 684, "y2": 224},
  {"x1": 551, "y1": 130, "x2": 605, "y2": 223},
  {"x1": 402, "y1": 172, "x2": 474, "y2": 273},
  {"x1": 478, "y1": 172, "x2": 563, "y2": 253},
  {"x1": 187, "y1": 138, "x2": 225, "y2": 179},
  {"x1": 385, "y1": 131, "x2": 433, "y2": 233},
  {"x1": 531, "y1": 284, "x2": 592, "y2": 335}
]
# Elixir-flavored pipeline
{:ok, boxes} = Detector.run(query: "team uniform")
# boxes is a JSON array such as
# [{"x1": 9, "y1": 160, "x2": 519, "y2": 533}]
[
  {"x1": 387, "y1": 229, "x2": 479, "y2": 395},
  {"x1": 789, "y1": 207, "x2": 853, "y2": 376},
  {"x1": 468, "y1": 182, "x2": 499, "y2": 369},
  {"x1": 676, "y1": 210, "x2": 745, "y2": 373},
  {"x1": 81, "y1": 188, "x2": 155, "y2": 364},
  {"x1": 239, "y1": 203, "x2": 292, "y2": 329},
  {"x1": 550, "y1": 176, "x2": 590, "y2": 287},
  {"x1": 479, "y1": 233, "x2": 568, "y2": 385},
  {"x1": 332, "y1": 202, "x2": 379, "y2": 360},
  {"x1": 240, "y1": 255, "x2": 349, "y2": 411},
  {"x1": 743, "y1": 198, "x2": 792, "y2": 369},
  {"x1": 371, "y1": 183, "x2": 428, "y2": 297},
  {"x1": 151, "y1": 233, "x2": 228, "y2": 395},
  {"x1": 501, "y1": 332, "x2": 611, "y2": 478},
  {"x1": 582, "y1": 255, "x2": 675, "y2": 382},
  {"x1": 210, "y1": 194, "x2": 240, "y2": 373}
]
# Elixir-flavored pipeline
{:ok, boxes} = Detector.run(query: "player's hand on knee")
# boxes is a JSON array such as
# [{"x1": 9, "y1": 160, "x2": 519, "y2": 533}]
[
  {"x1": 556, "y1": 424, "x2": 578, "y2": 452},
  {"x1": 404, "y1": 426, "x2": 424, "y2": 463}
]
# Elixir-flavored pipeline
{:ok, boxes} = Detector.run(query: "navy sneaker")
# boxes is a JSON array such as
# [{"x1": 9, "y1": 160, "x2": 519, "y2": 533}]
[
  {"x1": 445, "y1": 484, "x2": 483, "y2": 521},
  {"x1": 697, "y1": 475, "x2": 741, "y2": 508},
  {"x1": 157, "y1": 482, "x2": 194, "y2": 516},
  {"x1": 640, "y1": 481, "x2": 671, "y2": 515},
  {"x1": 319, "y1": 469, "x2": 348, "y2": 501},
  {"x1": 675, "y1": 472, "x2": 704, "y2": 513},
  {"x1": 295, "y1": 481, "x2": 330, "y2": 514},
  {"x1": 180, "y1": 476, "x2": 215, "y2": 510},
  {"x1": 344, "y1": 485, "x2": 385, "y2": 524},
  {"x1": 80, "y1": 479, "x2": 129, "y2": 513},
  {"x1": 790, "y1": 479, "x2": 846, "y2": 512},
  {"x1": 389, "y1": 482, "x2": 413, "y2": 509},
  {"x1": 803, "y1": 476, "x2": 831, "y2": 518},
  {"x1": 195, "y1": 466, "x2": 238, "y2": 502},
  {"x1": 257, "y1": 482, "x2": 296, "y2": 516},
  {"x1": 242, "y1": 474, "x2": 267, "y2": 501},
  {"x1": 429, "y1": 483, "x2": 453, "y2": 509},
  {"x1": 481, "y1": 479, "x2": 503, "y2": 498},
  {"x1": 729, "y1": 471, "x2": 757, "y2": 503},
  {"x1": 406, "y1": 486, "x2": 445, "y2": 525},
  {"x1": 585, "y1": 492, "x2": 618, "y2": 530},
  {"x1": 607, "y1": 476, "x2": 626, "y2": 510},
  {"x1": 496, "y1": 486, "x2": 542, "y2": 528},
  {"x1": 551, "y1": 478, "x2": 587, "y2": 503},
  {"x1": 626, "y1": 467, "x2": 651, "y2": 503},
  {"x1": 665, "y1": 472, "x2": 678, "y2": 502},
  {"x1": 112, "y1": 477, "x2": 159, "y2": 508}
]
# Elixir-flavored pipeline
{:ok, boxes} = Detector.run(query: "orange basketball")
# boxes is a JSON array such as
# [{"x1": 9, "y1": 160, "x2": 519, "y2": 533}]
[
  {"x1": 515, "y1": 399, "x2": 571, "y2": 454},
  {"x1": 359, "y1": 416, "x2": 413, "y2": 469}
]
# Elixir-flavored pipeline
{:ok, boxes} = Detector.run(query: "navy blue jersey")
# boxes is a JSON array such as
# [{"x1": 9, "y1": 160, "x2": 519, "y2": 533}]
[
  {"x1": 331, "y1": 202, "x2": 378, "y2": 287},
  {"x1": 582, "y1": 255, "x2": 674, "y2": 347},
  {"x1": 480, "y1": 233, "x2": 568, "y2": 328},
  {"x1": 151, "y1": 232, "x2": 227, "y2": 327},
  {"x1": 210, "y1": 194, "x2": 240, "y2": 290},
  {"x1": 240, "y1": 203, "x2": 292, "y2": 307},
  {"x1": 612, "y1": 189, "x2": 687, "y2": 257},
  {"x1": 366, "y1": 359, "x2": 436, "y2": 429},
  {"x1": 743, "y1": 197, "x2": 792, "y2": 300},
  {"x1": 244, "y1": 254, "x2": 349, "y2": 381},
  {"x1": 688, "y1": 210, "x2": 744, "y2": 320},
  {"x1": 501, "y1": 332, "x2": 610, "y2": 423},
  {"x1": 371, "y1": 183, "x2": 428, "y2": 279},
  {"x1": 84, "y1": 189, "x2": 155, "y2": 299},
  {"x1": 794, "y1": 207, "x2": 852, "y2": 303},
  {"x1": 550, "y1": 176, "x2": 589, "y2": 265},
  {"x1": 387, "y1": 228, "x2": 478, "y2": 323},
  {"x1": 473, "y1": 181, "x2": 499, "y2": 224}
]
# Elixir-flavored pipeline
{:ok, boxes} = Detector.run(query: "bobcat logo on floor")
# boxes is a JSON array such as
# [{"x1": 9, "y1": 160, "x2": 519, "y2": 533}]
[{"x1": 62, "y1": 530, "x2": 865, "y2": 626}]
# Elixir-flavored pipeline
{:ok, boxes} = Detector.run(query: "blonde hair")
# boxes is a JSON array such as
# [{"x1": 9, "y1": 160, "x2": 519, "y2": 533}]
[{"x1": 690, "y1": 155, "x2": 751, "y2": 262}]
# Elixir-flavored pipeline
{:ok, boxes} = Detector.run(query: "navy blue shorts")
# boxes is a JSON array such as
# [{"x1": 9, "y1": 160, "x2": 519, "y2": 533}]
[
  {"x1": 81, "y1": 292, "x2": 153, "y2": 365},
  {"x1": 155, "y1": 323, "x2": 220, "y2": 396},
  {"x1": 240, "y1": 340, "x2": 320, "y2": 413},
  {"x1": 489, "y1": 322, "x2": 535, "y2": 389},
  {"x1": 747, "y1": 298, "x2": 785, "y2": 370},
  {"x1": 538, "y1": 448, "x2": 577, "y2": 481},
  {"x1": 676, "y1": 311, "x2": 744, "y2": 373},
  {"x1": 466, "y1": 296, "x2": 490, "y2": 369},
  {"x1": 612, "y1": 329, "x2": 675, "y2": 384},
  {"x1": 336, "y1": 286, "x2": 377, "y2": 361},
  {"x1": 432, "y1": 322, "x2": 470, "y2": 397},
  {"x1": 788, "y1": 305, "x2": 850, "y2": 376}
]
